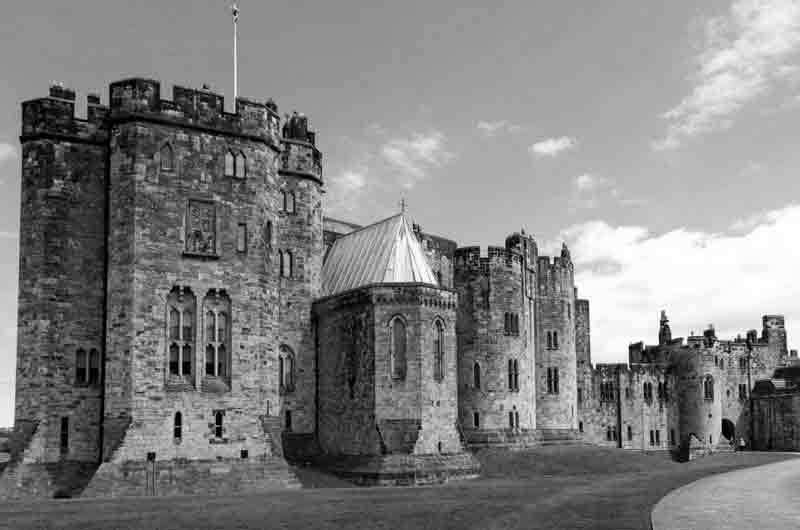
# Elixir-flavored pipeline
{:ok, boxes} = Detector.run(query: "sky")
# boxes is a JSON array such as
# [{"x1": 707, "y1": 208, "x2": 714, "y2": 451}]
[{"x1": 1, "y1": 0, "x2": 800, "y2": 426}]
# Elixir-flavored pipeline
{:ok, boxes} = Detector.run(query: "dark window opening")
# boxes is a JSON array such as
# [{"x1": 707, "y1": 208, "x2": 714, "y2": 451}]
[
  {"x1": 174, "y1": 412, "x2": 182, "y2": 440},
  {"x1": 60, "y1": 417, "x2": 69, "y2": 455},
  {"x1": 285, "y1": 410, "x2": 292, "y2": 431},
  {"x1": 473, "y1": 411, "x2": 480, "y2": 429},
  {"x1": 473, "y1": 362, "x2": 481, "y2": 389},
  {"x1": 214, "y1": 410, "x2": 224, "y2": 439}
]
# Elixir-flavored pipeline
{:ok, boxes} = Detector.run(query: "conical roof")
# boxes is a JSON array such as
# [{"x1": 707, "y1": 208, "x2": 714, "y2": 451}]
[{"x1": 320, "y1": 213, "x2": 438, "y2": 297}]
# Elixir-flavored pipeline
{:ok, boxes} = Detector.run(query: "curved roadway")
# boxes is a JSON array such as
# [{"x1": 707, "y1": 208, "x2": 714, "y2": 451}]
[{"x1": 652, "y1": 456, "x2": 800, "y2": 529}]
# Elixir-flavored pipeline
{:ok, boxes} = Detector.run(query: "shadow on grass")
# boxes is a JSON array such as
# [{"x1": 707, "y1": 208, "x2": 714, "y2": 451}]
[{"x1": 0, "y1": 447, "x2": 795, "y2": 530}]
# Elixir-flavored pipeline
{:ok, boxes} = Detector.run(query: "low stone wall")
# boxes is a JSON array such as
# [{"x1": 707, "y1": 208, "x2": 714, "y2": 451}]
[
  {"x1": 316, "y1": 452, "x2": 480, "y2": 486},
  {"x1": 0, "y1": 461, "x2": 98, "y2": 500},
  {"x1": 82, "y1": 456, "x2": 299, "y2": 497}
]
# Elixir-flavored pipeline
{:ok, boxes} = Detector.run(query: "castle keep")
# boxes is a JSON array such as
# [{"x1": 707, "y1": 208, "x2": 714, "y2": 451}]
[{"x1": 0, "y1": 78, "x2": 792, "y2": 498}]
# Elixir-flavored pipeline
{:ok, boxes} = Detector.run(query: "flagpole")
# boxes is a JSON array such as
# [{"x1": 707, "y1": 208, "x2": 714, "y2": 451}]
[{"x1": 232, "y1": 4, "x2": 239, "y2": 101}]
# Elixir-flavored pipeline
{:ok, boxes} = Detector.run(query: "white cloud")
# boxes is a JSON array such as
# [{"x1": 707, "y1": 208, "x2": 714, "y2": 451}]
[
  {"x1": 571, "y1": 174, "x2": 645, "y2": 210},
  {"x1": 381, "y1": 131, "x2": 453, "y2": 187},
  {"x1": 530, "y1": 136, "x2": 576, "y2": 157},
  {"x1": 574, "y1": 173, "x2": 607, "y2": 192},
  {"x1": 476, "y1": 120, "x2": 522, "y2": 137},
  {"x1": 655, "y1": 0, "x2": 800, "y2": 149},
  {"x1": 556, "y1": 203, "x2": 800, "y2": 364},
  {"x1": 0, "y1": 143, "x2": 17, "y2": 165}
]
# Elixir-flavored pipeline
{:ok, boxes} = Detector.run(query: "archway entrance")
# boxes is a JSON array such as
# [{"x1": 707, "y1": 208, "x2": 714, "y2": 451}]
[{"x1": 721, "y1": 418, "x2": 735, "y2": 442}]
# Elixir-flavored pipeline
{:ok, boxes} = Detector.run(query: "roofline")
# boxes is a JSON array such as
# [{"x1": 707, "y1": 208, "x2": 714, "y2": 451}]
[{"x1": 313, "y1": 281, "x2": 456, "y2": 305}]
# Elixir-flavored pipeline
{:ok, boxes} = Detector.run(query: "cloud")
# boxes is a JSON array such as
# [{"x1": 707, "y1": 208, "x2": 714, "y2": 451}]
[
  {"x1": 476, "y1": 120, "x2": 522, "y2": 137},
  {"x1": 554, "y1": 203, "x2": 800, "y2": 364},
  {"x1": 0, "y1": 143, "x2": 17, "y2": 165},
  {"x1": 530, "y1": 136, "x2": 577, "y2": 157},
  {"x1": 381, "y1": 131, "x2": 454, "y2": 187},
  {"x1": 655, "y1": 0, "x2": 800, "y2": 149},
  {"x1": 326, "y1": 169, "x2": 368, "y2": 214},
  {"x1": 571, "y1": 174, "x2": 646, "y2": 210}
]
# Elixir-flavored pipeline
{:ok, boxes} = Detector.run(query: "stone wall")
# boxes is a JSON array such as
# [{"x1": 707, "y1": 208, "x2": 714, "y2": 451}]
[
  {"x1": 13, "y1": 86, "x2": 108, "y2": 466},
  {"x1": 535, "y1": 255, "x2": 577, "y2": 430}
]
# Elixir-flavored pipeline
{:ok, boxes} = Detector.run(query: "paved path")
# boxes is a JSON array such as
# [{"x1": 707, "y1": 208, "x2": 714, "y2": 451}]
[{"x1": 652, "y1": 455, "x2": 800, "y2": 529}]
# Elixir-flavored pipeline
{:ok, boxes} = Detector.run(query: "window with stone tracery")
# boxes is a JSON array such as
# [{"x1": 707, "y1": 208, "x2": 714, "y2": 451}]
[
  {"x1": 167, "y1": 286, "x2": 196, "y2": 384},
  {"x1": 390, "y1": 316, "x2": 407, "y2": 380},
  {"x1": 203, "y1": 290, "x2": 231, "y2": 381}
]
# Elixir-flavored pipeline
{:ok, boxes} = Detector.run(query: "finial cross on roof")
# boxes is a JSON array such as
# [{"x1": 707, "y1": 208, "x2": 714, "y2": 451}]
[{"x1": 399, "y1": 197, "x2": 407, "y2": 214}]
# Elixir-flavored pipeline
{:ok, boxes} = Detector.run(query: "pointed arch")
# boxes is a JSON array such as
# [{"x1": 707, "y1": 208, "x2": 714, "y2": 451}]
[
  {"x1": 160, "y1": 143, "x2": 174, "y2": 171},
  {"x1": 433, "y1": 318, "x2": 445, "y2": 382},
  {"x1": 390, "y1": 316, "x2": 407, "y2": 380},
  {"x1": 235, "y1": 151, "x2": 246, "y2": 178},
  {"x1": 224, "y1": 150, "x2": 235, "y2": 177}
]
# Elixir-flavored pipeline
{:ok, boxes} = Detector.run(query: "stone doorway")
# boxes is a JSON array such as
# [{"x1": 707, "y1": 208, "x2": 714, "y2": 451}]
[{"x1": 721, "y1": 418, "x2": 735, "y2": 443}]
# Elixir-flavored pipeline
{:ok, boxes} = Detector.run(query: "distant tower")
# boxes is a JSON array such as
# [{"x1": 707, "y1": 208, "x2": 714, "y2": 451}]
[{"x1": 658, "y1": 310, "x2": 672, "y2": 346}]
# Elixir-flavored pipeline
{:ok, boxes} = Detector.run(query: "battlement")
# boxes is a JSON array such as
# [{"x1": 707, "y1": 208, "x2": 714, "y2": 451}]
[
  {"x1": 454, "y1": 245, "x2": 522, "y2": 274},
  {"x1": 279, "y1": 112, "x2": 322, "y2": 183},
  {"x1": 21, "y1": 84, "x2": 109, "y2": 144},
  {"x1": 576, "y1": 299, "x2": 590, "y2": 314}
]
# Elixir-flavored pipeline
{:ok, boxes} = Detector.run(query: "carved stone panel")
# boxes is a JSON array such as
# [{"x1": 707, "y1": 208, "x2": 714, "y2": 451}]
[{"x1": 186, "y1": 200, "x2": 216, "y2": 256}]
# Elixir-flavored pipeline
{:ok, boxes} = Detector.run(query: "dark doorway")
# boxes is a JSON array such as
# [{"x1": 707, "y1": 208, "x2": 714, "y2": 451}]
[{"x1": 721, "y1": 418, "x2": 735, "y2": 442}]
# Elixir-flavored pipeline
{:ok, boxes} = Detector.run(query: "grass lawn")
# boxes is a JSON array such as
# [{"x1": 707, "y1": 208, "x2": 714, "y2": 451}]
[{"x1": 0, "y1": 447, "x2": 795, "y2": 530}]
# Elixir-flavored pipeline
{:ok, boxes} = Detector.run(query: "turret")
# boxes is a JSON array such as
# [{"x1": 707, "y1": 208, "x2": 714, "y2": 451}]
[{"x1": 658, "y1": 310, "x2": 672, "y2": 346}]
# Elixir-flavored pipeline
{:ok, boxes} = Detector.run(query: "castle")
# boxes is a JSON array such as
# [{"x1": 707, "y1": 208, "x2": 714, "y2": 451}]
[{"x1": 0, "y1": 79, "x2": 791, "y2": 498}]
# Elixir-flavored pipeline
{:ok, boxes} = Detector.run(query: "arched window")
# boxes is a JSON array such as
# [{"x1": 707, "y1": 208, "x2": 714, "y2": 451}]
[
  {"x1": 433, "y1": 320, "x2": 444, "y2": 382},
  {"x1": 203, "y1": 290, "x2": 231, "y2": 380},
  {"x1": 214, "y1": 410, "x2": 224, "y2": 438},
  {"x1": 89, "y1": 348, "x2": 100, "y2": 385},
  {"x1": 76, "y1": 349, "x2": 87, "y2": 384},
  {"x1": 513, "y1": 359, "x2": 519, "y2": 391},
  {"x1": 160, "y1": 143, "x2": 174, "y2": 172},
  {"x1": 508, "y1": 411, "x2": 514, "y2": 429},
  {"x1": 224, "y1": 151, "x2": 235, "y2": 177},
  {"x1": 553, "y1": 331, "x2": 559, "y2": 349},
  {"x1": 279, "y1": 345, "x2": 295, "y2": 392},
  {"x1": 390, "y1": 317, "x2": 407, "y2": 380},
  {"x1": 281, "y1": 190, "x2": 288, "y2": 212},
  {"x1": 173, "y1": 412, "x2": 182, "y2": 441},
  {"x1": 546, "y1": 332, "x2": 552, "y2": 350},
  {"x1": 265, "y1": 221, "x2": 272, "y2": 248},
  {"x1": 704, "y1": 375, "x2": 714, "y2": 401},
  {"x1": 289, "y1": 192, "x2": 296, "y2": 213},
  {"x1": 508, "y1": 359, "x2": 514, "y2": 390},
  {"x1": 473, "y1": 362, "x2": 481, "y2": 389},
  {"x1": 235, "y1": 151, "x2": 246, "y2": 178},
  {"x1": 167, "y1": 287, "x2": 196, "y2": 382},
  {"x1": 627, "y1": 425, "x2": 633, "y2": 441}
]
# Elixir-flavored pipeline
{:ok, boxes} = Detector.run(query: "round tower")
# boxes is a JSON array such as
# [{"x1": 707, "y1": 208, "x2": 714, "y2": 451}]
[
  {"x1": 454, "y1": 242, "x2": 536, "y2": 446},
  {"x1": 535, "y1": 244, "x2": 578, "y2": 432},
  {"x1": 276, "y1": 112, "x2": 324, "y2": 438}
]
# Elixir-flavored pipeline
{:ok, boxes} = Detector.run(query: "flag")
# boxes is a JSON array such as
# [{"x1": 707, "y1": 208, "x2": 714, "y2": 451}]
[{"x1": 231, "y1": 4, "x2": 239, "y2": 23}]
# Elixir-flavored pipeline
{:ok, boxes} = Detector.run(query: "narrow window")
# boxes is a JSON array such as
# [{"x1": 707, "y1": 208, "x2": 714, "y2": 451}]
[
  {"x1": 650, "y1": 430, "x2": 655, "y2": 446},
  {"x1": 160, "y1": 144, "x2": 174, "y2": 171},
  {"x1": 265, "y1": 221, "x2": 273, "y2": 248},
  {"x1": 214, "y1": 410, "x2": 224, "y2": 438},
  {"x1": 473, "y1": 362, "x2": 481, "y2": 389},
  {"x1": 201, "y1": 290, "x2": 232, "y2": 381},
  {"x1": 514, "y1": 411, "x2": 519, "y2": 429},
  {"x1": 281, "y1": 191, "x2": 288, "y2": 212},
  {"x1": 627, "y1": 425, "x2": 633, "y2": 441},
  {"x1": 606, "y1": 427, "x2": 612, "y2": 441},
  {"x1": 546, "y1": 332, "x2": 552, "y2": 350},
  {"x1": 508, "y1": 359, "x2": 514, "y2": 390},
  {"x1": 670, "y1": 429, "x2": 676, "y2": 445},
  {"x1": 579, "y1": 421, "x2": 584, "y2": 433},
  {"x1": 553, "y1": 367, "x2": 559, "y2": 394},
  {"x1": 390, "y1": 318, "x2": 407, "y2": 380},
  {"x1": 278, "y1": 250, "x2": 284, "y2": 276},
  {"x1": 88, "y1": 348, "x2": 100, "y2": 385},
  {"x1": 289, "y1": 192, "x2": 296, "y2": 213},
  {"x1": 655, "y1": 430, "x2": 661, "y2": 445},
  {"x1": 433, "y1": 320, "x2": 444, "y2": 382},
  {"x1": 547, "y1": 368, "x2": 553, "y2": 393},
  {"x1": 279, "y1": 346, "x2": 295, "y2": 392},
  {"x1": 285, "y1": 410, "x2": 292, "y2": 431},
  {"x1": 513, "y1": 359, "x2": 519, "y2": 391},
  {"x1": 578, "y1": 388, "x2": 583, "y2": 403},
  {"x1": 553, "y1": 331, "x2": 559, "y2": 349},
  {"x1": 508, "y1": 411, "x2": 514, "y2": 429},
  {"x1": 235, "y1": 152, "x2": 246, "y2": 178},
  {"x1": 174, "y1": 412, "x2": 182, "y2": 440},
  {"x1": 224, "y1": 151, "x2": 235, "y2": 177},
  {"x1": 282, "y1": 251, "x2": 293, "y2": 278},
  {"x1": 704, "y1": 376, "x2": 714, "y2": 401},
  {"x1": 473, "y1": 411, "x2": 480, "y2": 428},
  {"x1": 278, "y1": 356, "x2": 284, "y2": 388},
  {"x1": 60, "y1": 417, "x2": 69, "y2": 455},
  {"x1": 237, "y1": 223, "x2": 247, "y2": 253},
  {"x1": 76, "y1": 348, "x2": 87, "y2": 384}
]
